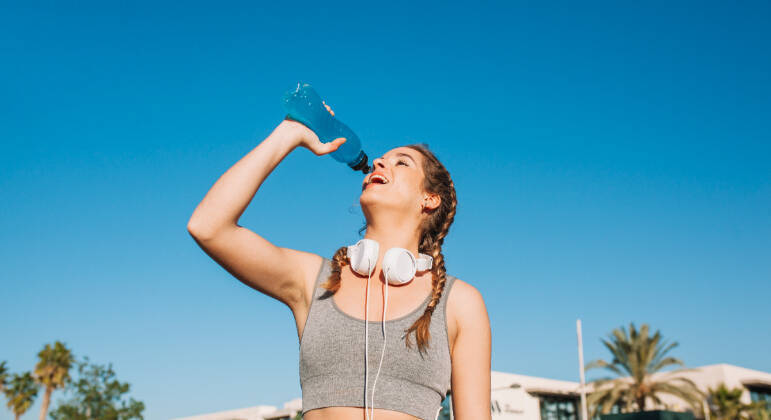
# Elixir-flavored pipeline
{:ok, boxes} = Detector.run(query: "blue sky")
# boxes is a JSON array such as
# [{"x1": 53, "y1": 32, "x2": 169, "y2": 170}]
[{"x1": 1, "y1": 1, "x2": 769, "y2": 419}]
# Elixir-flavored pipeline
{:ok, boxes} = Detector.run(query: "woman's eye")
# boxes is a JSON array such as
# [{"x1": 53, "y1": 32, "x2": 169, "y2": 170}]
[{"x1": 397, "y1": 160, "x2": 407, "y2": 166}]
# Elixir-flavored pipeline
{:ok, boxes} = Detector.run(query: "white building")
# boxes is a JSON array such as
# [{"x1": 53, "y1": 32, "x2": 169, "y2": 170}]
[
  {"x1": 172, "y1": 398, "x2": 301, "y2": 420},
  {"x1": 172, "y1": 364, "x2": 771, "y2": 420},
  {"x1": 485, "y1": 364, "x2": 771, "y2": 420}
]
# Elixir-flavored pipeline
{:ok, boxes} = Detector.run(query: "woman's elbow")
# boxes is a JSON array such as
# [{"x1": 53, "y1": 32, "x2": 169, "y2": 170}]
[{"x1": 187, "y1": 217, "x2": 218, "y2": 241}]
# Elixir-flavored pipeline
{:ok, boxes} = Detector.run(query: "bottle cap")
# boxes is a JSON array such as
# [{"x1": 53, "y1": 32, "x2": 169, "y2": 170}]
[{"x1": 350, "y1": 152, "x2": 370, "y2": 174}]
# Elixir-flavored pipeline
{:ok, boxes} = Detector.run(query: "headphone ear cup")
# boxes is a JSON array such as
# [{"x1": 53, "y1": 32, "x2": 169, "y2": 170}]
[
  {"x1": 348, "y1": 239, "x2": 379, "y2": 276},
  {"x1": 382, "y1": 248, "x2": 417, "y2": 285}
]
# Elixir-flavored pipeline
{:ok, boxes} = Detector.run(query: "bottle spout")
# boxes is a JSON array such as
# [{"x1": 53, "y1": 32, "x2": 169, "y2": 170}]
[{"x1": 350, "y1": 152, "x2": 371, "y2": 174}]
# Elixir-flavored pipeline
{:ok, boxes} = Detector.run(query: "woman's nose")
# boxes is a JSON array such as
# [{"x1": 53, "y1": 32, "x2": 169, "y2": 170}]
[{"x1": 373, "y1": 157, "x2": 387, "y2": 169}]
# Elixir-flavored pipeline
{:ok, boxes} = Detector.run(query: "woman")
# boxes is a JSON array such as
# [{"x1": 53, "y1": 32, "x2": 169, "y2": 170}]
[{"x1": 187, "y1": 105, "x2": 492, "y2": 420}]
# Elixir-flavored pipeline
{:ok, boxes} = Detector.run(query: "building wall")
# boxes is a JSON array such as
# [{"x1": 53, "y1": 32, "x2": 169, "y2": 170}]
[
  {"x1": 171, "y1": 405, "x2": 280, "y2": 420},
  {"x1": 490, "y1": 371, "x2": 581, "y2": 420},
  {"x1": 171, "y1": 399, "x2": 302, "y2": 420}
]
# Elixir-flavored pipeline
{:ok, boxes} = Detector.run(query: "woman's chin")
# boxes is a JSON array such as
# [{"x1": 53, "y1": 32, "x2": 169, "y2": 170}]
[
  {"x1": 359, "y1": 190, "x2": 391, "y2": 208},
  {"x1": 359, "y1": 191, "x2": 379, "y2": 205}
]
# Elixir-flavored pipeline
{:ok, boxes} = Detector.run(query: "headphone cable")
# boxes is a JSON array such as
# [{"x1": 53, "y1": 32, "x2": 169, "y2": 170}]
[
  {"x1": 370, "y1": 268, "x2": 389, "y2": 420},
  {"x1": 364, "y1": 259, "x2": 371, "y2": 420}
]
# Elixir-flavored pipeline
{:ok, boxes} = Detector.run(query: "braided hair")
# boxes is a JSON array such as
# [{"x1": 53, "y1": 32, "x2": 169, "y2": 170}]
[{"x1": 321, "y1": 143, "x2": 457, "y2": 355}]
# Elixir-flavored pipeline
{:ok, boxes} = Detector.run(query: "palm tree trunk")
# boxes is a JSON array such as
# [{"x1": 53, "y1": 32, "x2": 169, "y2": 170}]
[{"x1": 38, "y1": 386, "x2": 52, "y2": 420}]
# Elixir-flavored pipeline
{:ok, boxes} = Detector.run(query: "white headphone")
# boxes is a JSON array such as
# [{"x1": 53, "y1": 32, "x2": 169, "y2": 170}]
[
  {"x1": 345, "y1": 238, "x2": 433, "y2": 420},
  {"x1": 346, "y1": 238, "x2": 433, "y2": 285}
]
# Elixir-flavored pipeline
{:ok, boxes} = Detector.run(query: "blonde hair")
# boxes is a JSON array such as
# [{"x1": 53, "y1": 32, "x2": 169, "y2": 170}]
[{"x1": 321, "y1": 143, "x2": 457, "y2": 354}]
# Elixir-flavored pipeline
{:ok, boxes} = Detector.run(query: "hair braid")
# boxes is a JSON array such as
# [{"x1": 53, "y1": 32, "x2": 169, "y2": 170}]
[{"x1": 321, "y1": 246, "x2": 349, "y2": 293}]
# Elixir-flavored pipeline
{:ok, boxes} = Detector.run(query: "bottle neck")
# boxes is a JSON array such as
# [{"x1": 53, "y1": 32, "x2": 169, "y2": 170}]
[{"x1": 349, "y1": 150, "x2": 370, "y2": 174}]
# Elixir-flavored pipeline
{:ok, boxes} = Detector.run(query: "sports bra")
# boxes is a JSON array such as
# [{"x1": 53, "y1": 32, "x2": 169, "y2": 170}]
[{"x1": 298, "y1": 257, "x2": 457, "y2": 420}]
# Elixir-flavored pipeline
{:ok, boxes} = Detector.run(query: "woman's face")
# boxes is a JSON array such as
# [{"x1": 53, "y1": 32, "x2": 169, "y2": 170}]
[{"x1": 359, "y1": 147, "x2": 426, "y2": 216}]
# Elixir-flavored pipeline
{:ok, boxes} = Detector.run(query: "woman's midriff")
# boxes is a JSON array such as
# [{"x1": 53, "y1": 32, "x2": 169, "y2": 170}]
[{"x1": 303, "y1": 406, "x2": 421, "y2": 420}]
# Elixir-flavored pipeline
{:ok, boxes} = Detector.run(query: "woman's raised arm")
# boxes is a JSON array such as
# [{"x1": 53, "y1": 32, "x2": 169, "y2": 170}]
[{"x1": 186, "y1": 116, "x2": 346, "y2": 312}]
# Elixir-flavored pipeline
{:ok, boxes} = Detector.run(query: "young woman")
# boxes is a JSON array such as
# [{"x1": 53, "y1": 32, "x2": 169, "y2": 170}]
[{"x1": 187, "y1": 105, "x2": 492, "y2": 420}]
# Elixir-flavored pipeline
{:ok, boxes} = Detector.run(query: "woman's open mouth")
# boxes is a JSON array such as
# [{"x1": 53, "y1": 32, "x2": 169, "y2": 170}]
[{"x1": 363, "y1": 173, "x2": 389, "y2": 190}]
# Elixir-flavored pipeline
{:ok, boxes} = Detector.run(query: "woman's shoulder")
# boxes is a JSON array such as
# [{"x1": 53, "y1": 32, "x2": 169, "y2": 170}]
[
  {"x1": 444, "y1": 276, "x2": 490, "y2": 360},
  {"x1": 445, "y1": 277, "x2": 488, "y2": 325}
]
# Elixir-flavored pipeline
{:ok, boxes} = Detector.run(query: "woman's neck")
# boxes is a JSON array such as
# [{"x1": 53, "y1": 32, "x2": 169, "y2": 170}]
[{"x1": 363, "y1": 223, "x2": 422, "y2": 259}]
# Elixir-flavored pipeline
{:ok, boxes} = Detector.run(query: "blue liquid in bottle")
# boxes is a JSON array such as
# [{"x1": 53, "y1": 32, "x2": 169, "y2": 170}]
[{"x1": 282, "y1": 82, "x2": 370, "y2": 173}]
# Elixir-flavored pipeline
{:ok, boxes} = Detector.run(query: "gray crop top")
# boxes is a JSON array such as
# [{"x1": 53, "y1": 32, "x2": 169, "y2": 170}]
[{"x1": 299, "y1": 257, "x2": 456, "y2": 420}]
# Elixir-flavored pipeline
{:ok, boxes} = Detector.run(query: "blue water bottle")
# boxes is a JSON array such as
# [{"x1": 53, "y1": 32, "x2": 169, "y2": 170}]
[{"x1": 282, "y1": 82, "x2": 371, "y2": 173}]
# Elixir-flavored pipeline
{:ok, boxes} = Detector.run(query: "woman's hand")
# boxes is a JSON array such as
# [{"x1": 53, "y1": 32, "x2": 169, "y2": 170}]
[{"x1": 282, "y1": 100, "x2": 347, "y2": 156}]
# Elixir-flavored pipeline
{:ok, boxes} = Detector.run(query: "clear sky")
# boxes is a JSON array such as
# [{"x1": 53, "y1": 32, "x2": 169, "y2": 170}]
[{"x1": 1, "y1": 1, "x2": 769, "y2": 419}]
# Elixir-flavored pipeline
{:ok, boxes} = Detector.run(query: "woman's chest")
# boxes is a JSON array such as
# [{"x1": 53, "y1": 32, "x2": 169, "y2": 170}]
[
  {"x1": 330, "y1": 275, "x2": 458, "y2": 356},
  {"x1": 332, "y1": 272, "x2": 433, "y2": 322},
  {"x1": 299, "y1": 289, "x2": 452, "y2": 390}
]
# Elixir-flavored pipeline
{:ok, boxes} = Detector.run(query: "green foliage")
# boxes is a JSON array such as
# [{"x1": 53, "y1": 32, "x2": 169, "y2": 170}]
[
  {"x1": 48, "y1": 356, "x2": 144, "y2": 420},
  {"x1": 707, "y1": 383, "x2": 769, "y2": 420},
  {"x1": 35, "y1": 341, "x2": 75, "y2": 388},
  {"x1": 747, "y1": 404, "x2": 770, "y2": 420},
  {"x1": 0, "y1": 361, "x2": 9, "y2": 392},
  {"x1": 3, "y1": 371, "x2": 40, "y2": 419},
  {"x1": 585, "y1": 322, "x2": 704, "y2": 419}
]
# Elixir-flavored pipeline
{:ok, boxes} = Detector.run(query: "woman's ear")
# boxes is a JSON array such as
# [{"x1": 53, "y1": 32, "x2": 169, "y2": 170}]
[{"x1": 422, "y1": 193, "x2": 441, "y2": 211}]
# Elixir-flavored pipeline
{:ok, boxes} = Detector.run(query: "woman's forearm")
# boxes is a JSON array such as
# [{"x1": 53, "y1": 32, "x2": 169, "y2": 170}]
[{"x1": 187, "y1": 120, "x2": 301, "y2": 239}]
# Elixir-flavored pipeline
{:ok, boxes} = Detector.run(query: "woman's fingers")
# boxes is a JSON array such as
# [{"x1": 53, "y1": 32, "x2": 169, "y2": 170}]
[
  {"x1": 324, "y1": 137, "x2": 346, "y2": 153},
  {"x1": 322, "y1": 100, "x2": 335, "y2": 116},
  {"x1": 309, "y1": 137, "x2": 346, "y2": 156},
  {"x1": 331, "y1": 137, "x2": 346, "y2": 149}
]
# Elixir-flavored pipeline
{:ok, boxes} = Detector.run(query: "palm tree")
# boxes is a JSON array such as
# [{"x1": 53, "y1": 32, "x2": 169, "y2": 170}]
[
  {"x1": 585, "y1": 322, "x2": 704, "y2": 419},
  {"x1": 33, "y1": 341, "x2": 75, "y2": 420},
  {"x1": 706, "y1": 382, "x2": 769, "y2": 420},
  {"x1": 0, "y1": 361, "x2": 9, "y2": 393},
  {"x1": 4, "y1": 371, "x2": 40, "y2": 420}
]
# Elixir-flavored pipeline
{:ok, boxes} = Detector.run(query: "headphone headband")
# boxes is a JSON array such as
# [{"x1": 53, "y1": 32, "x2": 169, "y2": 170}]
[{"x1": 416, "y1": 253, "x2": 433, "y2": 272}]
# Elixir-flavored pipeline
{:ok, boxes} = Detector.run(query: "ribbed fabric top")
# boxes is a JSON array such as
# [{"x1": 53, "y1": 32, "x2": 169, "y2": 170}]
[{"x1": 299, "y1": 257, "x2": 456, "y2": 420}]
